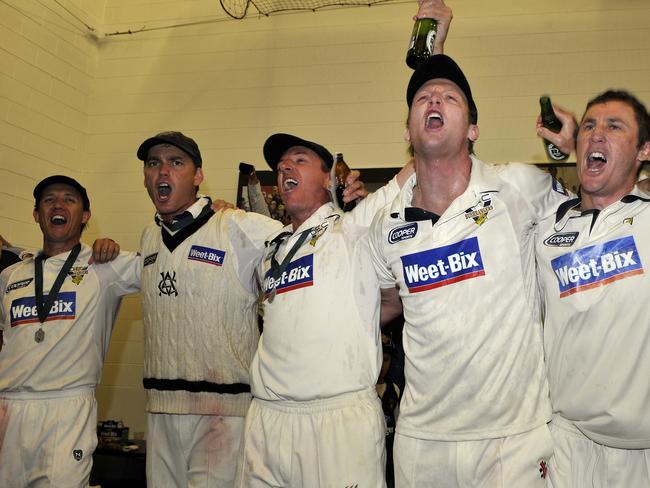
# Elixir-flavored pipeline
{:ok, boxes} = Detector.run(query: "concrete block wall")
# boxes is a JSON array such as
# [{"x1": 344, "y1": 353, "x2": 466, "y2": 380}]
[
  {"x1": 0, "y1": 0, "x2": 101, "y2": 250},
  {"x1": 2, "y1": 0, "x2": 650, "y2": 435}
]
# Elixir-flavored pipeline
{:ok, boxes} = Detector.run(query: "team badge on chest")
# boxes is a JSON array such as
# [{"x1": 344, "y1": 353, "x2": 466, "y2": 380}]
[
  {"x1": 309, "y1": 221, "x2": 330, "y2": 246},
  {"x1": 158, "y1": 271, "x2": 178, "y2": 297},
  {"x1": 464, "y1": 194, "x2": 493, "y2": 226},
  {"x1": 68, "y1": 266, "x2": 88, "y2": 285}
]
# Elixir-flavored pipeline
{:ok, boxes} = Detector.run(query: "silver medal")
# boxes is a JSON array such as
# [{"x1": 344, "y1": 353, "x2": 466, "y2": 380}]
[{"x1": 35, "y1": 328, "x2": 45, "y2": 343}]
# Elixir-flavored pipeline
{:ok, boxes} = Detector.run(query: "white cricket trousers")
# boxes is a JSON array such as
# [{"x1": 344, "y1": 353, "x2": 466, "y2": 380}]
[
  {"x1": 547, "y1": 415, "x2": 650, "y2": 488},
  {"x1": 0, "y1": 388, "x2": 97, "y2": 488},
  {"x1": 146, "y1": 412, "x2": 245, "y2": 488},
  {"x1": 394, "y1": 423, "x2": 554, "y2": 487},
  {"x1": 236, "y1": 387, "x2": 387, "y2": 488}
]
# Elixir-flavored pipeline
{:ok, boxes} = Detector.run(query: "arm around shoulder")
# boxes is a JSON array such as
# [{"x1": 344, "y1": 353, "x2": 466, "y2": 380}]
[{"x1": 101, "y1": 251, "x2": 142, "y2": 295}]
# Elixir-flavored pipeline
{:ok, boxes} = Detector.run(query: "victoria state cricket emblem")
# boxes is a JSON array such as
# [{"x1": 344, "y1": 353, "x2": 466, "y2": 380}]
[
  {"x1": 68, "y1": 266, "x2": 88, "y2": 285},
  {"x1": 73, "y1": 449, "x2": 83, "y2": 461}
]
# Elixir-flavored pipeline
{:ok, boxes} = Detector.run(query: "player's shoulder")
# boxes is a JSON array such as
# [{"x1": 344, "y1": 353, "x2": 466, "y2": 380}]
[
  {"x1": 1, "y1": 258, "x2": 32, "y2": 294},
  {"x1": 490, "y1": 161, "x2": 546, "y2": 184},
  {"x1": 492, "y1": 161, "x2": 569, "y2": 197},
  {"x1": 221, "y1": 207, "x2": 283, "y2": 232},
  {"x1": 1, "y1": 257, "x2": 28, "y2": 276},
  {"x1": 141, "y1": 220, "x2": 159, "y2": 238}
]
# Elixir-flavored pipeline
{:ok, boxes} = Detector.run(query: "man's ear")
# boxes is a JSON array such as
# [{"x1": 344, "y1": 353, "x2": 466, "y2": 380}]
[
  {"x1": 468, "y1": 124, "x2": 479, "y2": 143},
  {"x1": 81, "y1": 210, "x2": 91, "y2": 225},
  {"x1": 637, "y1": 141, "x2": 650, "y2": 163},
  {"x1": 194, "y1": 167, "x2": 205, "y2": 187}
]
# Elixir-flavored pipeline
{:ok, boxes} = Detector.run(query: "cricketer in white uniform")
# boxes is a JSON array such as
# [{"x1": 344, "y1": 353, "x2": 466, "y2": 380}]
[
  {"x1": 236, "y1": 133, "x2": 411, "y2": 488},
  {"x1": 369, "y1": 55, "x2": 568, "y2": 487},
  {"x1": 535, "y1": 90, "x2": 650, "y2": 487},
  {"x1": 137, "y1": 131, "x2": 283, "y2": 487},
  {"x1": 0, "y1": 175, "x2": 140, "y2": 487}
]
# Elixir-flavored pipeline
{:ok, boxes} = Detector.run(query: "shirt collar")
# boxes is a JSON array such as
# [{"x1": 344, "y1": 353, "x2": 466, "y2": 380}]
[
  {"x1": 555, "y1": 185, "x2": 650, "y2": 228},
  {"x1": 390, "y1": 156, "x2": 501, "y2": 222},
  {"x1": 157, "y1": 196, "x2": 212, "y2": 233},
  {"x1": 267, "y1": 202, "x2": 341, "y2": 245}
]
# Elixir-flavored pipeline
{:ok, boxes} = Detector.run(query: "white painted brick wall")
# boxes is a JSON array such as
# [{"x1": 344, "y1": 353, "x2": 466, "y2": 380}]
[{"x1": 2, "y1": 0, "x2": 649, "y2": 435}]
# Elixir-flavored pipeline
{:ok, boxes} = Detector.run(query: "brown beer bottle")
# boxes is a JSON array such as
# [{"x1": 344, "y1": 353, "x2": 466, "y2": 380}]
[
  {"x1": 334, "y1": 153, "x2": 356, "y2": 212},
  {"x1": 540, "y1": 95, "x2": 569, "y2": 161}
]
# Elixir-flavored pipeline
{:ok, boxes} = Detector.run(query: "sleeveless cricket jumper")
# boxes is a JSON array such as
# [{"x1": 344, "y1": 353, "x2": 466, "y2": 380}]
[{"x1": 140, "y1": 196, "x2": 281, "y2": 487}]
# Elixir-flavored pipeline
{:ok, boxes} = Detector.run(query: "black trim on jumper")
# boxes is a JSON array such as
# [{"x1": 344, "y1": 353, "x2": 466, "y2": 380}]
[
  {"x1": 143, "y1": 378, "x2": 251, "y2": 394},
  {"x1": 555, "y1": 194, "x2": 650, "y2": 233},
  {"x1": 161, "y1": 208, "x2": 215, "y2": 252}
]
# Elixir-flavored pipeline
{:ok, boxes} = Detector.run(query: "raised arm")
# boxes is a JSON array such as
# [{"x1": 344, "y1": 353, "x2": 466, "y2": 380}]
[
  {"x1": 536, "y1": 102, "x2": 578, "y2": 157},
  {"x1": 414, "y1": 0, "x2": 453, "y2": 55}
]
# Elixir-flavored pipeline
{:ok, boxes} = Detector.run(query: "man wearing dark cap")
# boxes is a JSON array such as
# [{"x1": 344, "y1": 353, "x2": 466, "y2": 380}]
[
  {"x1": 136, "y1": 131, "x2": 288, "y2": 487},
  {"x1": 0, "y1": 175, "x2": 140, "y2": 486},
  {"x1": 369, "y1": 54, "x2": 569, "y2": 486},
  {"x1": 234, "y1": 133, "x2": 415, "y2": 488}
]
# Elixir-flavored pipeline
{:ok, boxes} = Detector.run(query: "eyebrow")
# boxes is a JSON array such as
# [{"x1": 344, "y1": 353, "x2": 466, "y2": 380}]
[
  {"x1": 282, "y1": 149, "x2": 309, "y2": 159},
  {"x1": 42, "y1": 190, "x2": 79, "y2": 198},
  {"x1": 582, "y1": 116, "x2": 627, "y2": 125}
]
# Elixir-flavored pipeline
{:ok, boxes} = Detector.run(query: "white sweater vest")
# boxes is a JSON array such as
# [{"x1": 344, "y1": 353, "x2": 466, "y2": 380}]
[{"x1": 140, "y1": 209, "x2": 259, "y2": 416}]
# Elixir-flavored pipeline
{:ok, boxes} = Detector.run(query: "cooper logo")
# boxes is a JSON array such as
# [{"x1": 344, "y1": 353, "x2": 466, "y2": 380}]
[
  {"x1": 143, "y1": 253, "x2": 158, "y2": 267},
  {"x1": 388, "y1": 223, "x2": 418, "y2": 244},
  {"x1": 6, "y1": 278, "x2": 33, "y2": 293},
  {"x1": 544, "y1": 232, "x2": 579, "y2": 247}
]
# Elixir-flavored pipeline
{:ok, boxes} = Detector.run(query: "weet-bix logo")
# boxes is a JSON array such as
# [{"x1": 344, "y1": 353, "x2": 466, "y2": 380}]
[
  {"x1": 551, "y1": 235, "x2": 643, "y2": 297},
  {"x1": 9, "y1": 291, "x2": 76, "y2": 327},
  {"x1": 401, "y1": 237, "x2": 485, "y2": 293},
  {"x1": 388, "y1": 223, "x2": 418, "y2": 244},
  {"x1": 263, "y1": 254, "x2": 313, "y2": 299},
  {"x1": 187, "y1": 245, "x2": 225, "y2": 266}
]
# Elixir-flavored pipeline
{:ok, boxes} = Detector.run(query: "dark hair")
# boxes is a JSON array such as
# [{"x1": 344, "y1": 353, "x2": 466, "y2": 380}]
[{"x1": 583, "y1": 90, "x2": 650, "y2": 149}]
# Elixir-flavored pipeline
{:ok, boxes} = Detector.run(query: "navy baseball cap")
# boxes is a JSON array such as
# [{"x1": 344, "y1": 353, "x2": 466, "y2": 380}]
[
  {"x1": 263, "y1": 133, "x2": 334, "y2": 172},
  {"x1": 137, "y1": 131, "x2": 202, "y2": 167},
  {"x1": 406, "y1": 54, "x2": 478, "y2": 124},
  {"x1": 34, "y1": 175, "x2": 90, "y2": 211}
]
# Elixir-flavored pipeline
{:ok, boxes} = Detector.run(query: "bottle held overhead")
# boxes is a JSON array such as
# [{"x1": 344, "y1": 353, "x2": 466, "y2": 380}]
[
  {"x1": 334, "y1": 153, "x2": 356, "y2": 212},
  {"x1": 406, "y1": 18, "x2": 438, "y2": 70},
  {"x1": 540, "y1": 95, "x2": 569, "y2": 162}
]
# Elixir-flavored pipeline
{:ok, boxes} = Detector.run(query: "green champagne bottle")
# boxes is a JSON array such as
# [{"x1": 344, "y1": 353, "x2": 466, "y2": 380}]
[
  {"x1": 406, "y1": 18, "x2": 437, "y2": 70},
  {"x1": 540, "y1": 95, "x2": 569, "y2": 161}
]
